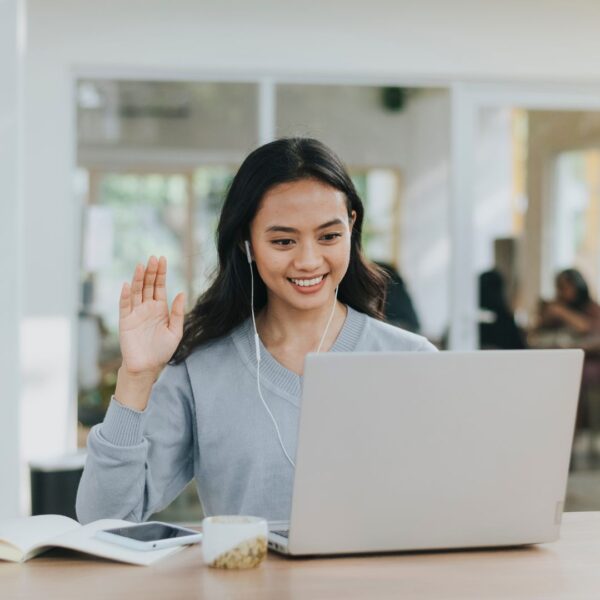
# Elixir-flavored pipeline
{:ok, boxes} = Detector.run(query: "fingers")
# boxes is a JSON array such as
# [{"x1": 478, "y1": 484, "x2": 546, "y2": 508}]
[
  {"x1": 130, "y1": 263, "x2": 144, "y2": 309},
  {"x1": 128, "y1": 256, "x2": 168, "y2": 312},
  {"x1": 119, "y1": 282, "x2": 131, "y2": 320},
  {"x1": 142, "y1": 256, "x2": 158, "y2": 301},
  {"x1": 168, "y1": 292, "x2": 186, "y2": 338},
  {"x1": 154, "y1": 256, "x2": 168, "y2": 301}
]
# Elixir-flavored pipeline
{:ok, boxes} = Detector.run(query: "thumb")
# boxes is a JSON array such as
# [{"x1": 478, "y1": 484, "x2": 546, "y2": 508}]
[{"x1": 168, "y1": 292, "x2": 186, "y2": 338}]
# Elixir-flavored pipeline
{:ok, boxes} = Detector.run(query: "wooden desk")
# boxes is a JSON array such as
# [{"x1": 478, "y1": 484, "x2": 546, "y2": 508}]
[{"x1": 3, "y1": 512, "x2": 600, "y2": 600}]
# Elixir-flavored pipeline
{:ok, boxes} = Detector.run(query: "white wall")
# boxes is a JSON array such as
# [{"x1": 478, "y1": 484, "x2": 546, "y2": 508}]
[
  {"x1": 0, "y1": 0, "x2": 23, "y2": 518},
  {"x1": 15, "y1": 0, "x2": 600, "y2": 514},
  {"x1": 26, "y1": 1, "x2": 600, "y2": 83}
]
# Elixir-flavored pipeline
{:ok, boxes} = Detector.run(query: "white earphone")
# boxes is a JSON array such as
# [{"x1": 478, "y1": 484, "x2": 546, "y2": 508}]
[{"x1": 244, "y1": 239, "x2": 338, "y2": 468}]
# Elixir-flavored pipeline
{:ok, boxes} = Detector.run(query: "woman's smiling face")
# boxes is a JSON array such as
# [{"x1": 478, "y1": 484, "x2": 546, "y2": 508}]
[{"x1": 249, "y1": 178, "x2": 356, "y2": 312}]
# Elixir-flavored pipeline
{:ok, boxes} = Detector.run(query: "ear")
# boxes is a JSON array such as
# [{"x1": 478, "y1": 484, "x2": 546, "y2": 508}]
[{"x1": 350, "y1": 210, "x2": 357, "y2": 229}]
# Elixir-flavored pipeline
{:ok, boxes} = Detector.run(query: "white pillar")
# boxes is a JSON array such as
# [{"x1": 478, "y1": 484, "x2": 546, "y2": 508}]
[
  {"x1": 258, "y1": 78, "x2": 276, "y2": 145},
  {"x1": 0, "y1": 0, "x2": 24, "y2": 518},
  {"x1": 21, "y1": 12, "x2": 78, "y2": 475},
  {"x1": 449, "y1": 85, "x2": 478, "y2": 350}
]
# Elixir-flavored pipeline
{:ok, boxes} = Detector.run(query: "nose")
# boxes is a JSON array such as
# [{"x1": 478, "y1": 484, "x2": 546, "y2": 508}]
[{"x1": 293, "y1": 240, "x2": 323, "y2": 272}]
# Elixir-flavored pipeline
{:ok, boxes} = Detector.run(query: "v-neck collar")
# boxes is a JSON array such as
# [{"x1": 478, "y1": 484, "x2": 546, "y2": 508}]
[{"x1": 231, "y1": 304, "x2": 367, "y2": 404}]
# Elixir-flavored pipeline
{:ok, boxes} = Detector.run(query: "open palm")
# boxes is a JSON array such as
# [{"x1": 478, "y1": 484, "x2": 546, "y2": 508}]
[{"x1": 119, "y1": 256, "x2": 186, "y2": 374}]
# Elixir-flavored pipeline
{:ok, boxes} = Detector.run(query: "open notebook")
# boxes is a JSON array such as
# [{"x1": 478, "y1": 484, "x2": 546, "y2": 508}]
[{"x1": 0, "y1": 515, "x2": 187, "y2": 565}]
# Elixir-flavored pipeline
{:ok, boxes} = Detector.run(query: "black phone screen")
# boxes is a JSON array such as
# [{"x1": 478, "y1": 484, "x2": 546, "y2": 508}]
[{"x1": 104, "y1": 523, "x2": 193, "y2": 542}]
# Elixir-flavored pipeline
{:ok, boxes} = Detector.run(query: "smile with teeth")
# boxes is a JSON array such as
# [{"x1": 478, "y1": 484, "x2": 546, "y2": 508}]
[{"x1": 288, "y1": 274, "x2": 327, "y2": 287}]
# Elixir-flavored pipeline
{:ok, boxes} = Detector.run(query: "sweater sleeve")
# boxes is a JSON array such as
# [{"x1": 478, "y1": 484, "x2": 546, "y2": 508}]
[
  {"x1": 418, "y1": 338, "x2": 438, "y2": 352},
  {"x1": 76, "y1": 361, "x2": 196, "y2": 524}
]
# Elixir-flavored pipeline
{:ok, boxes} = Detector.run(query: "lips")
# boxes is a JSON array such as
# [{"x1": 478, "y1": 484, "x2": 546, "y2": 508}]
[
  {"x1": 287, "y1": 273, "x2": 328, "y2": 289},
  {"x1": 288, "y1": 275, "x2": 324, "y2": 287}
]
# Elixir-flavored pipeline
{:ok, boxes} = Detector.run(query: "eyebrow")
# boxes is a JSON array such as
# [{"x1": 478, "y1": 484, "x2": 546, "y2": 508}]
[{"x1": 265, "y1": 218, "x2": 345, "y2": 234}]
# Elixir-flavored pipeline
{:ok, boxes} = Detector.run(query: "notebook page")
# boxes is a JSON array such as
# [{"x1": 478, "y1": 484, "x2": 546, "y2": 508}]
[{"x1": 0, "y1": 515, "x2": 79, "y2": 556}]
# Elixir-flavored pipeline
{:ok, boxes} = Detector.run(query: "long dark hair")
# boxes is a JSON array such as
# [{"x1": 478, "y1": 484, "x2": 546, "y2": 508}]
[
  {"x1": 170, "y1": 137, "x2": 387, "y2": 364},
  {"x1": 557, "y1": 268, "x2": 591, "y2": 310}
]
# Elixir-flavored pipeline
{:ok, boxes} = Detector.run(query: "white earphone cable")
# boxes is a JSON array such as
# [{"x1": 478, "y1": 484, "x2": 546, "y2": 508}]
[
  {"x1": 316, "y1": 284, "x2": 339, "y2": 354},
  {"x1": 245, "y1": 240, "x2": 338, "y2": 469}
]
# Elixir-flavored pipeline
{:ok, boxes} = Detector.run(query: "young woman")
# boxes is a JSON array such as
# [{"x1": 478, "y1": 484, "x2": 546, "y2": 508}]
[
  {"x1": 538, "y1": 269, "x2": 600, "y2": 335},
  {"x1": 76, "y1": 138, "x2": 436, "y2": 524},
  {"x1": 534, "y1": 268, "x2": 600, "y2": 434}
]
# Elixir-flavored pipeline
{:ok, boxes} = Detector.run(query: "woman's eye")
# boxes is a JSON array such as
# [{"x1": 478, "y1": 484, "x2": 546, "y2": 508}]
[{"x1": 271, "y1": 233, "x2": 341, "y2": 246}]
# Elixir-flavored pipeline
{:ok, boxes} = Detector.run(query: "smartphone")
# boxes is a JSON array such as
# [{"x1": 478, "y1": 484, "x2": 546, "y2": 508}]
[{"x1": 95, "y1": 521, "x2": 203, "y2": 551}]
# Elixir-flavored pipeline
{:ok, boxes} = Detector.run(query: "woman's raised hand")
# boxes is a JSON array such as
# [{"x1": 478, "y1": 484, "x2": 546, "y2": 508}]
[{"x1": 119, "y1": 256, "x2": 186, "y2": 377}]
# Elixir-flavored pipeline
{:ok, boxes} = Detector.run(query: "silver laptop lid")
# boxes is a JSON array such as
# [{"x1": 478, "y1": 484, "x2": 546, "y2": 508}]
[{"x1": 287, "y1": 350, "x2": 583, "y2": 555}]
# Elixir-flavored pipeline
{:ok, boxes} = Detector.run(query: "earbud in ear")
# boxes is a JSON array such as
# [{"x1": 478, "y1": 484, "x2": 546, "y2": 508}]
[{"x1": 244, "y1": 240, "x2": 252, "y2": 264}]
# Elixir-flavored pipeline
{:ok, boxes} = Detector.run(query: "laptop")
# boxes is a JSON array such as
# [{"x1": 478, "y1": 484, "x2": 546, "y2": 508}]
[{"x1": 268, "y1": 349, "x2": 583, "y2": 556}]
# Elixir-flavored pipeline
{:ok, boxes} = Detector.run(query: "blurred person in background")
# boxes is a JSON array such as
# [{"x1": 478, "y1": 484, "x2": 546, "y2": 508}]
[
  {"x1": 375, "y1": 261, "x2": 420, "y2": 333},
  {"x1": 478, "y1": 269, "x2": 527, "y2": 350},
  {"x1": 531, "y1": 268, "x2": 600, "y2": 457},
  {"x1": 537, "y1": 268, "x2": 600, "y2": 335}
]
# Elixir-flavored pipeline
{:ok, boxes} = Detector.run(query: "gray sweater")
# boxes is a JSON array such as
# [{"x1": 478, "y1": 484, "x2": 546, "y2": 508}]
[{"x1": 76, "y1": 306, "x2": 436, "y2": 524}]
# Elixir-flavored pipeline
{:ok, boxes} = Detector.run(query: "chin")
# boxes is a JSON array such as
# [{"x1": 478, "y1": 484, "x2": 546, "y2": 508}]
[{"x1": 274, "y1": 284, "x2": 335, "y2": 311}]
